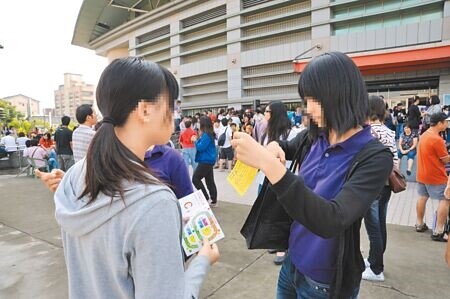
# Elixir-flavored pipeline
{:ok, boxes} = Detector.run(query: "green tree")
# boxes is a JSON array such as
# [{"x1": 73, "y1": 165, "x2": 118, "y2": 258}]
[
  {"x1": 0, "y1": 99, "x2": 25, "y2": 130},
  {"x1": 31, "y1": 119, "x2": 51, "y2": 131},
  {"x1": 7, "y1": 118, "x2": 32, "y2": 134}
]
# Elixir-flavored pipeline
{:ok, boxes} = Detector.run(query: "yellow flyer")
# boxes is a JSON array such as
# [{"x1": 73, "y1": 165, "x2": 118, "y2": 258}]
[{"x1": 227, "y1": 160, "x2": 258, "y2": 196}]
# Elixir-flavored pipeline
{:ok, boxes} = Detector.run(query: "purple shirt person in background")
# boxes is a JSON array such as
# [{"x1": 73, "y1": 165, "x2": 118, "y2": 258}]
[{"x1": 144, "y1": 145, "x2": 193, "y2": 199}]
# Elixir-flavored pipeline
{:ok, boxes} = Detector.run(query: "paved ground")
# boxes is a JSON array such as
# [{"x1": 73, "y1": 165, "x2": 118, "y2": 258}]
[{"x1": 0, "y1": 170, "x2": 449, "y2": 299}]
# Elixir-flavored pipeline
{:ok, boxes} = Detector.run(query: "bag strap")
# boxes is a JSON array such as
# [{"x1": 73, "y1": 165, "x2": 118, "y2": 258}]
[
  {"x1": 289, "y1": 131, "x2": 311, "y2": 173},
  {"x1": 31, "y1": 147, "x2": 39, "y2": 158},
  {"x1": 222, "y1": 127, "x2": 228, "y2": 137}
]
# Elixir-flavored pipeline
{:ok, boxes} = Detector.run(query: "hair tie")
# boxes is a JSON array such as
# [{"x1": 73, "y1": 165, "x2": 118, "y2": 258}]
[{"x1": 102, "y1": 117, "x2": 116, "y2": 126}]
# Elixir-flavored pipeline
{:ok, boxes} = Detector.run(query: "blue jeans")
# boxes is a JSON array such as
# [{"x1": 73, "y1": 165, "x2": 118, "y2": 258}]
[
  {"x1": 364, "y1": 186, "x2": 391, "y2": 274},
  {"x1": 182, "y1": 147, "x2": 197, "y2": 171},
  {"x1": 174, "y1": 118, "x2": 181, "y2": 132},
  {"x1": 397, "y1": 149, "x2": 416, "y2": 160},
  {"x1": 277, "y1": 253, "x2": 359, "y2": 299},
  {"x1": 48, "y1": 158, "x2": 57, "y2": 172},
  {"x1": 48, "y1": 150, "x2": 59, "y2": 169},
  {"x1": 396, "y1": 123, "x2": 404, "y2": 140}
]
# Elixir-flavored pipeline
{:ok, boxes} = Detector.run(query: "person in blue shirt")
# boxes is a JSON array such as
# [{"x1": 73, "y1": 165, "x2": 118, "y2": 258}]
[
  {"x1": 232, "y1": 52, "x2": 392, "y2": 298},
  {"x1": 191, "y1": 116, "x2": 218, "y2": 207},
  {"x1": 36, "y1": 143, "x2": 193, "y2": 199},
  {"x1": 144, "y1": 144, "x2": 193, "y2": 199},
  {"x1": 291, "y1": 107, "x2": 302, "y2": 127}
]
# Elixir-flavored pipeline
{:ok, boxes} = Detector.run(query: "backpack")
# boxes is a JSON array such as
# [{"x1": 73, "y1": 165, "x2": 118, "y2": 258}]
[{"x1": 217, "y1": 127, "x2": 228, "y2": 146}]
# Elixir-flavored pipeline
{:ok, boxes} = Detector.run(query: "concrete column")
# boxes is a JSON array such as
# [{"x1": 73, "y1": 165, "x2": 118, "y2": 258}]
[
  {"x1": 442, "y1": 0, "x2": 450, "y2": 40},
  {"x1": 227, "y1": 0, "x2": 242, "y2": 102},
  {"x1": 311, "y1": 6, "x2": 331, "y2": 55},
  {"x1": 170, "y1": 20, "x2": 182, "y2": 98},
  {"x1": 105, "y1": 47, "x2": 129, "y2": 63},
  {"x1": 170, "y1": 20, "x2": 181, "y2": 67},
  {"x1": 311, "y1": 0, "x2": 330, "y2": 9}
]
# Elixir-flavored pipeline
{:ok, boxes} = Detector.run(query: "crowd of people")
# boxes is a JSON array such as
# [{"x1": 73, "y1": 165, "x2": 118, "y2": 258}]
[
  {"x1": 2, "y1": 53, "x2": 449, "y2": 299},
  {"x1": 0, "y1": 104, "x2": 98, "y2": 172}
]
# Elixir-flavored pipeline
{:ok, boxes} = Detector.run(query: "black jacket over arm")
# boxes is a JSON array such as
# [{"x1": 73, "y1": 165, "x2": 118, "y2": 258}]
[{"x1": 275, "y1": 130, "x2": 393, "y2": 298}]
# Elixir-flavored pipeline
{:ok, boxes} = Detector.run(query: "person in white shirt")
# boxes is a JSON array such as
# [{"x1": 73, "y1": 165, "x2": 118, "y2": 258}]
[
  {"x1": 231, "y1": 111, "x2": 241, "y2": 126},
  {"x1": 218, "y1": 118, "x2": 233, "y2": 172},
  {"x1": 217, "y1": 109, "x2": 226, "y2": 121},
  {"x1": 253, "y1": 109, "x2": 264, "y2": 124},
  {"x1": 0, "y1": 132, "x2": 17, "y2": 152},
  {"x1": 213, "y1": 119, "x2": 221, "y2": 168},
  {"x1": 16, "y1": 132, "x2": 30, "y2": 151},
  {"x1": 72, "y1": 104, "x2": 97, "y2": 162},
  {"x1": 174, "y1": 100, "x2": 182, "y2": 132},
  {"x1": 179, "y1": 116, "x2": 188, "y2": 132}
]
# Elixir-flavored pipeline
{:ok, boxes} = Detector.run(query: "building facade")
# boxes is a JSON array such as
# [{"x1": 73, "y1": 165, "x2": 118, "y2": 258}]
[
  {"x1": 43, "y1": 108, "x2": 56, "y2": 118},
  {"x1": 72, "y1": 0, "x2": 450, "y2": 113},
  {"x1": 54, "y1": 73, "x2": 95, "y2": 118},
  {"x1": 2, "y1": 94, "x2": 40, "y2": 118}
]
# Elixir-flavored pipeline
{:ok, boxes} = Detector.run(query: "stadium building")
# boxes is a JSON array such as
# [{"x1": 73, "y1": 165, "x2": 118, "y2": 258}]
[{"x1": 73, "y1": 0, "x2": 450, "y2": 113}]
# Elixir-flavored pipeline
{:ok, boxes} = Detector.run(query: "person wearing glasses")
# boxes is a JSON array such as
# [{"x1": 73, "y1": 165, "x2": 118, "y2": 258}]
[{"x1": 259, "y1": 101, "x2": 299, "y2": 265}]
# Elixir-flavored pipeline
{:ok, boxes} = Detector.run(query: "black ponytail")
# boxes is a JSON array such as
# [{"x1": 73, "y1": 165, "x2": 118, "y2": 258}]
[{"x1": 79, "y1": 57, "x2": 179, "y2": 203}]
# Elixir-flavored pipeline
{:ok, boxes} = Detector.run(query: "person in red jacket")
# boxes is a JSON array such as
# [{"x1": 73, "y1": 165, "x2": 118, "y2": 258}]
[{"x1": 179, "y1": 120, "x2": 198, "y2": 171}]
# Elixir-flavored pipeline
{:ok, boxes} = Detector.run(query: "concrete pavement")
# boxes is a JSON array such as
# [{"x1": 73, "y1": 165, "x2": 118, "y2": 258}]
[{"x1": 0, "y1": 171, "x2": 449, "y2": 299}]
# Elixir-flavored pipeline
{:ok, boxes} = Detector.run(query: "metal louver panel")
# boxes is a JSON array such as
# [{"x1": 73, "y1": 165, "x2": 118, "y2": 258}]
[
  {"x1": 137, "y1": 25, "x2": 170, "y2": 44},
  {"x1": 242, "y1": 0, "x2": 273, "y2": 9},
  {"x1": 182, "y1": 5, "x2": 226, "y2": 28}
]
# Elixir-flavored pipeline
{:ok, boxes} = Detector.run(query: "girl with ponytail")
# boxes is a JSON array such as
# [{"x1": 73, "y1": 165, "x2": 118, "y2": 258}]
[{"x1": 53, "y1": 57, "x2": 219, "y2": 298}]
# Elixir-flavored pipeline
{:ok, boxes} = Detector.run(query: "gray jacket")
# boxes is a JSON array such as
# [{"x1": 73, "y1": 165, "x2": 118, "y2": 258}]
[{"x1": 54, "y1": 160, "x2": 210, "y2": 298}]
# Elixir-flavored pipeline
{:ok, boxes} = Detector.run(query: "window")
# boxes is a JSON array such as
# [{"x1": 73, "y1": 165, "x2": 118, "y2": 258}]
[
  {"x1": 421, "y1": 10, "x2": 442, "y2": 21},
  {"x1": 383, "y1": 15, "x2": 401, "y2": 27},
  {"x1": 348, "y1": 22, "x2": 364, "y2": 33},
  {"x1": 383, "y1": 0, "x2": 401, "y2": 10},
  {"x1": 334, "y1": 25, "x2": 348, "y2": 35},
  {"x1": 333, "y1": 4, "x2": 442, "y2": 35},
  {"x1": 334, "y1": 8, "x2": 348, "y2": 19},
  {"x1": 365, "y1": 19, "x2": 383, "y2": 30},
  {"x1": 348, "y1": 5, "x2": 364, "y2": 17},
  {"x1": 402, "y1": 0, "x2": 421, "y2": 6},
  {"x1": 366, "y1": 1, "x2": 383, "y2": 14},
  {"x1": 402, "y1": 11, "x2": 420, "y2": 24}
]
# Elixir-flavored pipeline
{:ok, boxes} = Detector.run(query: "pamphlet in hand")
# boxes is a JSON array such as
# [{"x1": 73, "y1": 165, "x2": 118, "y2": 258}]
[
  {"x1": 227, "y1": 160, "x2": 258, "y2": 196},
  {"x1": 179, "y1": 190, "x2": 225, "y2": 256}
]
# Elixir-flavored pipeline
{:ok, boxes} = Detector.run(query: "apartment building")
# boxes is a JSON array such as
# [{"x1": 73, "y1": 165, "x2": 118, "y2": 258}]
[
  {"x1": 2, "y1": 94, "x2": 40, "y2": 118},
  {"x1": 54, "y1": 73, "x2": 95, "y2": 118}
]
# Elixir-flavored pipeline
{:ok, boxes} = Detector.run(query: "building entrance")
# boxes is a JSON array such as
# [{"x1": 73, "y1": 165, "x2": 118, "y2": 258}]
[{"x1": 367, "y1": 77, "x2": 439, "y2": 109}]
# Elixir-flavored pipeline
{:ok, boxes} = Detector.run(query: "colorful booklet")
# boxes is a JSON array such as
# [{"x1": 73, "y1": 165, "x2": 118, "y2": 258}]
[{"x1": 179, "y1": 190, "x2": 225, "y2": 256}]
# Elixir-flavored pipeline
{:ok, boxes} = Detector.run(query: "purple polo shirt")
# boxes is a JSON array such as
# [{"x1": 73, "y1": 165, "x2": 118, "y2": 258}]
[
  {"x1": 144, "y1": 145, "x2": 193, "y2": 199},
  {"x1": 289, "y1": 126, "x2": 374, "y2": 284}
]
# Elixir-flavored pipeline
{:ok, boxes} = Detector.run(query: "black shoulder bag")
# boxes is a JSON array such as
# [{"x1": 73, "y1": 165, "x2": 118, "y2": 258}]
[{"x1": 240, "y1": 131, "x2": 311, "y2": 250}]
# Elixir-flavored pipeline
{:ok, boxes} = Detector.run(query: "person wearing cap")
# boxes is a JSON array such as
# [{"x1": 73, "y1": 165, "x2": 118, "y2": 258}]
[{"x1": 415, "y1": 112, "x2": 450, "y2": 242}]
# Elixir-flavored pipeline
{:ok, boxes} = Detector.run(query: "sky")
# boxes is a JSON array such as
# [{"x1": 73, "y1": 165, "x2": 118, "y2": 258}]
[{"x1": 0, "y1": 0, "x2": 107, "y2": 111}]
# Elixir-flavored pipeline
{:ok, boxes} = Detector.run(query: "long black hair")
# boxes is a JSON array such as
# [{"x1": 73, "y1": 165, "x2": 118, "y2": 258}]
[
  {"x1": 265, "y1": 100, "x2": 291, "y2": 143},
  {"x1": 298, "y1": 51, "x2": 369, "y2": 140},
  {"x1": 199, "y1": 116, "x2": 215, "y2": 140},
  {"x1": 368, "y1": 95, "x2": 386, "y2": 122},
  {"x1": 80, "y1": 57, "x2": 179, "y2": 203}
]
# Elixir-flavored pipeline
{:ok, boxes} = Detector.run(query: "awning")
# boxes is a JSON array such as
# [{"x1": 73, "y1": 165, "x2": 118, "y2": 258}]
[{"x1": 293, "y1": 45, "x2": 450, "y2": 75}]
